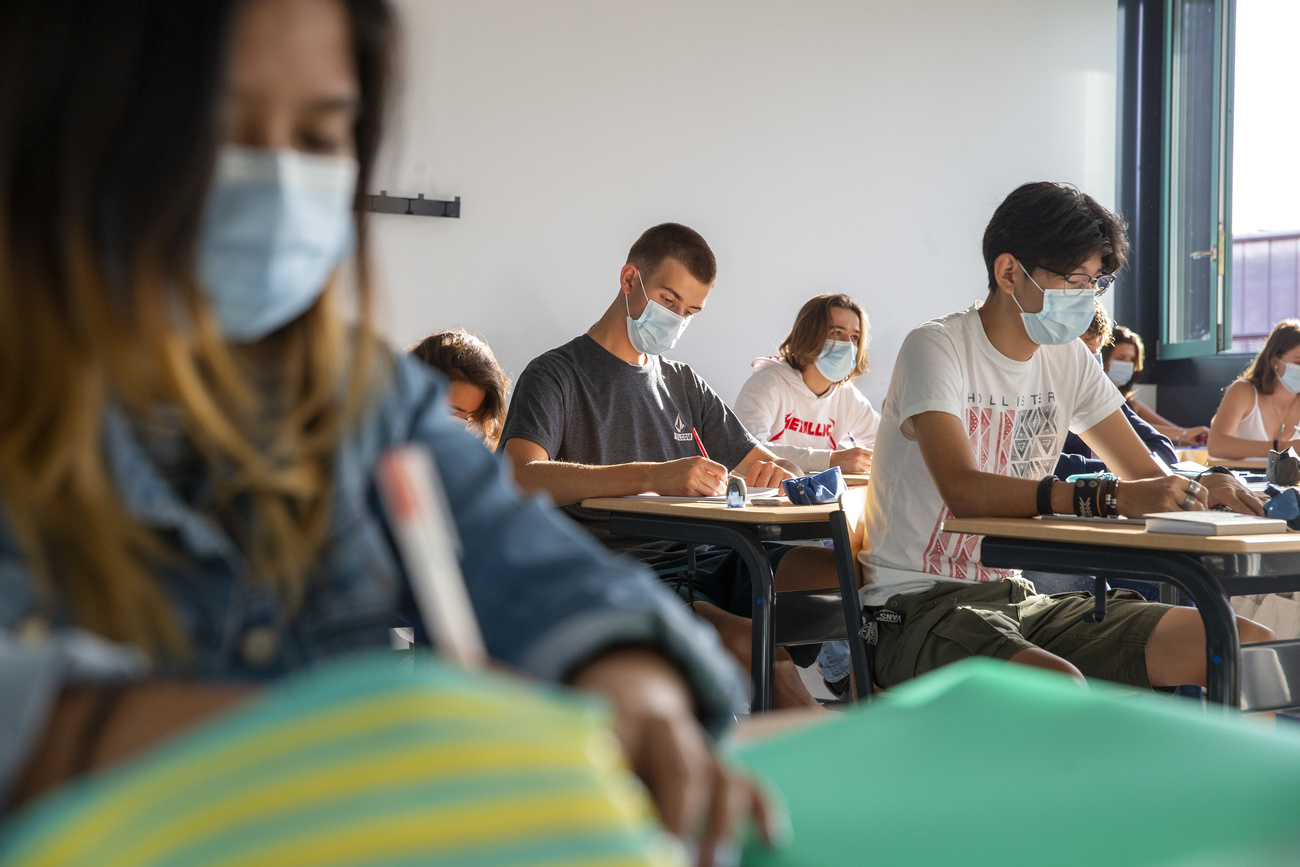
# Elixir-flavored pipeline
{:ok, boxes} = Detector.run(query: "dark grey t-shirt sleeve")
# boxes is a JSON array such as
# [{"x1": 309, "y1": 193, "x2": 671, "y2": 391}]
[
  {"x1": 689, "y1": 368, "x2": 758, "y2": 471},
  {"x1": 500, "y1": 356, "x2": 568, "y2": 458}
]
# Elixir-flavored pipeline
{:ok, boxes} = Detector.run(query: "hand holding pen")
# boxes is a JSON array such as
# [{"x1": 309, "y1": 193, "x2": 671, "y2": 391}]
[{"x1": 829, "y1": 432, "x2": 872, "y2": 473}]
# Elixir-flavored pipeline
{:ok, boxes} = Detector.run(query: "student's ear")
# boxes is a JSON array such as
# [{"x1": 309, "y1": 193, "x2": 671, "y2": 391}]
[
  {"x1": 992, "y1": 253, "x2": 1020, "y2": 295},
  {"x1": 619, "y1": 263, "x2": 639, "y2": 296}
]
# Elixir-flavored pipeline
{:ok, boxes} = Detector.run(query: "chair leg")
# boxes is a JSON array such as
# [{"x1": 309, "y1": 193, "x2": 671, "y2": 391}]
[{"x1": 830, "y1": 510, "x2": 874, "y2": 701}]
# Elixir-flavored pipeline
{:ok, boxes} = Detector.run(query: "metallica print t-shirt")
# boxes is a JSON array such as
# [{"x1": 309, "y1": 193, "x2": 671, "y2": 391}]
[
  {"x1": 859, "y1": 304, "x2": 1123, "y2": 605},
  {"x1": 501, "y1": 334, "x2": 758, "y2": 564}
]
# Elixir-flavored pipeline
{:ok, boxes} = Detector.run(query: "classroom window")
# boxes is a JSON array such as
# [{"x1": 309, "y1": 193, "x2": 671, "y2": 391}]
[
  {"x1": 1160, "y1": 0, "x2": 1300, "y2": 359},
  {"x1": 1227, "y1": 0, "x2": 1300, "y2": 352}
]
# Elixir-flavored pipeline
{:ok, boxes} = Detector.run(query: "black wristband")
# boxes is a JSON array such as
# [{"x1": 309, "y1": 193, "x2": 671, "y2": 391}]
[
  {"x1": 1036, "y1": 475, "x2": 1057, "y2": 515},
  {"x1": 1073, "y1": 478, "x2": 1102, "y2": 518},
  {"x1": 1197, "y1": 465, "x2": 1232, "y2": 480}
]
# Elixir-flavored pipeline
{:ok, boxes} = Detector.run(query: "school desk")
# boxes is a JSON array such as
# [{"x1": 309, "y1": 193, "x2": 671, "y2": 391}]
[
  {"x1": 943, "y1": 515, "x2": 1300, "y2": 712},
  {"x1": 580, "y1": 496, "x2": 866, "y2": 711}
]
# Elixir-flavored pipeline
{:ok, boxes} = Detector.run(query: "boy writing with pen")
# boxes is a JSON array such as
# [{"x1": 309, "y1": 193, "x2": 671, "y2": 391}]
[{"x1": 502, "y1": 223, "x2": 843, "y2": 709}]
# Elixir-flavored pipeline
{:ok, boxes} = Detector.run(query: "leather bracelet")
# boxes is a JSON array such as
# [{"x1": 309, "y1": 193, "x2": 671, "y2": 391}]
[
  {"x1": 1197, "y1": 465, "x2": 1232, "y2": 481},
  {"x1": 1100, "y1": 477, "x2": 1119, "y2": 518},
  {"x1": 1036, "y1": 475, "x2": 1057, "y2": 515},
  {"x1": 1073, "y1": 478, "x2": 1102, "y2": 518}
]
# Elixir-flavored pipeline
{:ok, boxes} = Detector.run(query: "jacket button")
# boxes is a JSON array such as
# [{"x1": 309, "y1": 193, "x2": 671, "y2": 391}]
[{"x1": 239, "y1": 626, "x2": 280, "y2": 668}]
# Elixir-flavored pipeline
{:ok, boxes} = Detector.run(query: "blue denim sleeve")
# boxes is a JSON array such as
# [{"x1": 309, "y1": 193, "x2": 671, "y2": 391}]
[
  {"x1": 1122, "y1": 403, "x2": 1179, "y2": 467},
  {"x1": 374, "y1": 355, "x2": 747, "y2": 736},
  {"x1": 0, "y1": 548, "x2": 149, "y2": 810}
]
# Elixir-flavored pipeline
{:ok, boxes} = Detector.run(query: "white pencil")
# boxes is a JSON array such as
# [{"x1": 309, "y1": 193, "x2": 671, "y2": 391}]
[{"x1": 376, "y1": 444, "x2": 487, "y2": 669}]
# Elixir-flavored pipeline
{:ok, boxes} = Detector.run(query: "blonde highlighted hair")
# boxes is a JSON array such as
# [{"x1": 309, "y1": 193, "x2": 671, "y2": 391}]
[{"x1": 0, "y1": 0, "x2": 395, "y2": 660}]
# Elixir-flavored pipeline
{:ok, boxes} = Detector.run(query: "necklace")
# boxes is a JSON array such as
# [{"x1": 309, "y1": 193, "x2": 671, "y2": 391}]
[{"x1": 1272, "y1": 393, "x2": 1300, "y2": 437}]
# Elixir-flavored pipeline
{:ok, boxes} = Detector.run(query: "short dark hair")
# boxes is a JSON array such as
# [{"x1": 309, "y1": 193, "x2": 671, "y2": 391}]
[
  {"x1": 626, "y1": 223, "x2": 717, "y2": 285},
  {"x1": 982, "y1": 182, "x2": 1130, "y2": 291}
]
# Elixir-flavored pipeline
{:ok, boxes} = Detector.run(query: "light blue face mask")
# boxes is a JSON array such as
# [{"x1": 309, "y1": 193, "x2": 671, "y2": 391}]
[
  {"x1": 625, "y1": 271, "x2": 690, "y2": 356},
  {"x1": 1277, "y1": 362, "x2": 1300, "y2": 395},
  {"x1": 198, "y1": 146, "x2": 358, "y2": 342},
  {"x1": 1106, "y1": 359, "x2": 1134, "y2": 386},
  {"x1": 814, "y1": 339, "x2": 857, "y2": 382},
  {"x1": 1012, "y1": 260, "x2": 1097, "y2": 346}
]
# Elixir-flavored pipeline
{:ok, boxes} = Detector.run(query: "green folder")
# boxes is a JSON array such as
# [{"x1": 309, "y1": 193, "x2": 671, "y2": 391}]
[{"x1": 732, "y1": 658, "x2": 1300, "y2": 866}]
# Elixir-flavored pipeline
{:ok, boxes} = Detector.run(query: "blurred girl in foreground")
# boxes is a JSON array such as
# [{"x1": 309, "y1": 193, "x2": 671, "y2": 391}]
[{"x1": 0, "y1": 1, "x2": 777, "y2": 858}]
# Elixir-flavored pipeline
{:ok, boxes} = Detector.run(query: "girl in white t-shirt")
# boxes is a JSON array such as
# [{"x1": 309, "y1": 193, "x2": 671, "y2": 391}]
[
  {"x1": 734, "y1": 294, "x2": 880, "y2": 475},
  {"x1": 1208, "y1": 319, "x2": 1300, "y2": 457}
]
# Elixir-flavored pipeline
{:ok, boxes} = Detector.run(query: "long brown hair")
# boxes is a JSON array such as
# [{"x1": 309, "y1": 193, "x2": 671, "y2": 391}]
[
  {"x1": 778, "y1": 294, "x2": 870, "y2": 381},
  {"x1": 1243, "y1": 319, "x2": 1300, "y2": 396},
  {"x1": 411, "y1": 330, "x2": 510, "y2": 450},
  {"x1": 1102, "y1": 324, "x2": 1145, "y2": 398},
  {"x1": 0, "y1": 0, "x2": 395, "y2": 659}
]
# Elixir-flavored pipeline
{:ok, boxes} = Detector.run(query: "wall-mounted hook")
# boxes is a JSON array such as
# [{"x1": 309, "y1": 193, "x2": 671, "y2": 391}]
[{"x1": 363, "y1": 190, "x2": 460, "y2": 218}]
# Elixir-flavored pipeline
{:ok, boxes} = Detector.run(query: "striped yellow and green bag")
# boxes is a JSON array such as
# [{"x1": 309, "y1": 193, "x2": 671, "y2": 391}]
[{"x1": 0, "y1": 655, "x2": 684, "y2": 867}]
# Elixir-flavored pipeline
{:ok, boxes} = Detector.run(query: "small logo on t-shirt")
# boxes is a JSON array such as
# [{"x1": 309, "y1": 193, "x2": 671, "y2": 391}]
[{"x1": 673, "y1": 413, "x2": 693, "y2": 442}]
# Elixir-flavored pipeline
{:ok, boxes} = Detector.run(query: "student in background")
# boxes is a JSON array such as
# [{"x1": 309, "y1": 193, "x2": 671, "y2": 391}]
[
  {"x1": 860, "y1": 181, "x2": 1270, "y2": 691},
  {"x1": 0, "y1": 0, "x2": 780, "y2": 852},
  {"x1": 1208, "y1": 319, "x2": 1300, "y2": 458},
  {"x1": 1054, "y1": 303, "x2": 1177, "y2": 479},
  {"x1": 733, "y1": 293, "x2": 879, "y2": 475},
  {"x1": 501, "y1": 223, "x2": 840, "y2": 710},
  {"x1": 1104, "y1": 325, "x2": 1209, "y2": 447},
  {"x1": 411, "y1": 329, "x2": 510, "y2": 449}
]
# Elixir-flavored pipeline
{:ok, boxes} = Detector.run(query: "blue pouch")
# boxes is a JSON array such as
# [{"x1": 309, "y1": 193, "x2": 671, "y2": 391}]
[
  {"x1": 1263, "y1": 485, "x2": 1300, "y2": 530},
  {"x1": 782, "y1": 466, "x2": 846, "y2": 505}
]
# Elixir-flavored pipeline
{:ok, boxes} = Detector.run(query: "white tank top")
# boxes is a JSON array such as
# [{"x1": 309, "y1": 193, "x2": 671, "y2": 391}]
[{"x1": 1235, "y1": 386, "x2": 1300, "y2": 441}]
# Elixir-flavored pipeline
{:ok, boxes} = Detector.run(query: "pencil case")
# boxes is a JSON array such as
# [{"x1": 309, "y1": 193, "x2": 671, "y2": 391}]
[{"x1": 782, "y1": 466, "x2": 846, "y2": 505}]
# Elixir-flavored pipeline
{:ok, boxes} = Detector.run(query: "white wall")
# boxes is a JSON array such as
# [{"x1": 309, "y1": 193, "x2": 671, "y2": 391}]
[{"x1": 370, "y1": 0, "x2": 1117, "y2": 409}]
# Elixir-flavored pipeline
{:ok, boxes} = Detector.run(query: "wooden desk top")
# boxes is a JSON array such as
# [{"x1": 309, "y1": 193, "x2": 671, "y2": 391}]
[
  {"x1": 842, "y1": 473, "x2": 870, "y2": 486},
  {"x1": 1176, "y1": 448, "x2": 1267, "y2": 470},
  {"x1": 581, "y1": 497, "x2": 839, "y2": 524},
  {"x1": 942, "y1": 516, "x2": 1300, "y2": 554}
]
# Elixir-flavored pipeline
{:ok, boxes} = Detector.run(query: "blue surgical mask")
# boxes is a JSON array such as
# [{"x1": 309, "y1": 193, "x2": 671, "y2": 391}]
[
  {"x1": 1012, "y1": 261, "x2": 1097, "y2": 346},
  {"x1": 1107, "y1": 359, "x2": 1134, "y2": 386},
  {"x1": 198, "y1": 146, "x2": 358, "y2": 342},
  {"x1": 625, "y1": 271, "x2": 690, "y2": 356},
  {"x1": 814, "y1": 339, "x2": 857, "y2": 382},
  {"x1": 1278, "y1": 362, "x2": 1300, "y2": 395}
]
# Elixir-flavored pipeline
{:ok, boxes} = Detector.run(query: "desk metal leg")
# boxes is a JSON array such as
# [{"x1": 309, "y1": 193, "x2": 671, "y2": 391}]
[
  {"x1": 607, "y1": 515, "x2": 778, "y2": 711},
  {"x1": 980, "y1": 540, "x2": 1241, "y2": 710}
]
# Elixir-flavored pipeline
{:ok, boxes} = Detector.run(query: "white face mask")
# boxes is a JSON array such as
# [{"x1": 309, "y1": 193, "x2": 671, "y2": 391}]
[
  {"x1": 1277, "y1": 361, "x2": 1300, "y2": 394},
  {"x1": 1011, "y1": 261, "x2": 1097, "y2": 346},
  {"x1": 1106, "y1": 359, "x2": 1134, "y2": 386},
  {"x1": 198, "y1": 146, "x2": 358, "y2": 342},
  {"x1": 814, "y1": 339, "x2": 857, "y2": 382},
  {"x1": 625, "y1": 271, "x2": 690, "y2": 356}
]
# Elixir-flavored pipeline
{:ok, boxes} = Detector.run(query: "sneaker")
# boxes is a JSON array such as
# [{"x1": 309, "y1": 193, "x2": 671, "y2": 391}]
[{"x1": 823, "y1": 674, "x2": 851, "y2": 700}]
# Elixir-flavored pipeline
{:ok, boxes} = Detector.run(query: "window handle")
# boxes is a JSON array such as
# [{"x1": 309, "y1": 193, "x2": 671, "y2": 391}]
[{"x1": 1190, "y1": 248, "x2": 1217, "y2": 260}]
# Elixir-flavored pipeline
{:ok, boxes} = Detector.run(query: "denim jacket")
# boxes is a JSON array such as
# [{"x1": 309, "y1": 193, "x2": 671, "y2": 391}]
[{"x1": 0, "y1": 350, "x2": 745, "y2": 804}]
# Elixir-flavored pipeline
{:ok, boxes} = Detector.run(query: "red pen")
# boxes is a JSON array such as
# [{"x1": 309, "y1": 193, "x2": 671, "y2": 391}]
[{"x1": 691, "y1": 427, "x2": 710, "y2": 460}]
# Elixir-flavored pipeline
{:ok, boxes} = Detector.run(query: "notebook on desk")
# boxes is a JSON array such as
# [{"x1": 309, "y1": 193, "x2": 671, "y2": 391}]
[{"x1": 1144, "y1": 511, "x2": 1288, "y2": 535}]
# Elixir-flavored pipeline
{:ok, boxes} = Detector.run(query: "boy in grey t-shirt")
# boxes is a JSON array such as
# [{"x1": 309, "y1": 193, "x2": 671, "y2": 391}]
[{"x1": 502, "y1": 223, "x2": 840, "y2": 709}]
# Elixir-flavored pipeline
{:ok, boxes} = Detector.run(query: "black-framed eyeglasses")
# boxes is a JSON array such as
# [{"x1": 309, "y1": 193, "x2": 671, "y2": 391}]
[{"x1": 1026, "y1": 262, "x2": 1116, "y2": 298}]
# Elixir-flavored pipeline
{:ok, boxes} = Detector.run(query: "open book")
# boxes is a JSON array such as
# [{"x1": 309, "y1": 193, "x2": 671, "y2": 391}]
[{"x1": 1144, "y1": 511, "x2": 1288, "y2": 536}]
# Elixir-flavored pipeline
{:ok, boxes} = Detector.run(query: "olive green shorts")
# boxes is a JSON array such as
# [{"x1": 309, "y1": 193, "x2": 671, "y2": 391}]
[{"x1": 869, "y1": 577, "x2": 1172, "y2": 689}]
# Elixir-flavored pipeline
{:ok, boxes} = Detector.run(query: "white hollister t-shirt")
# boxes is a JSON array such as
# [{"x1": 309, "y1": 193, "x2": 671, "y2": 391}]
[
  {"x1": 859, "y1": 304, "x2": 1122, "y2": 605},
  {"x1": 732, "y1": 356, "x2": 881, "y2": 472}
]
